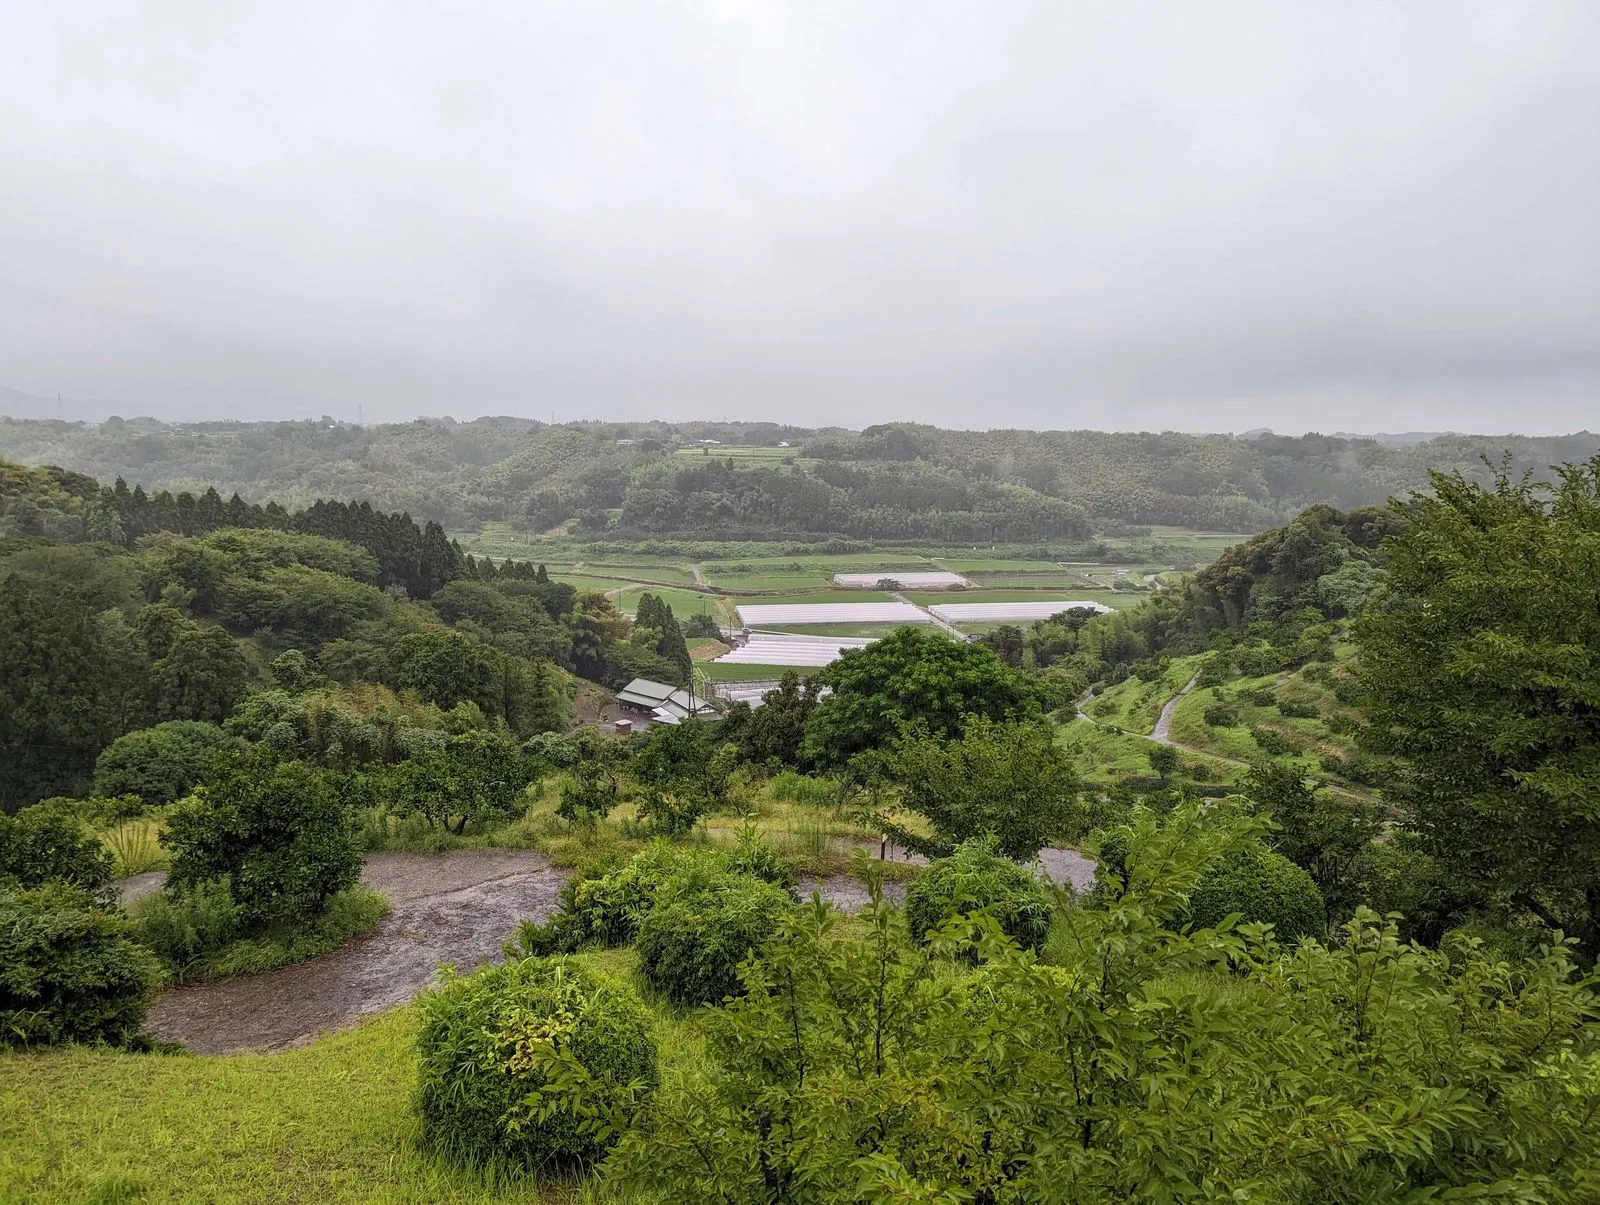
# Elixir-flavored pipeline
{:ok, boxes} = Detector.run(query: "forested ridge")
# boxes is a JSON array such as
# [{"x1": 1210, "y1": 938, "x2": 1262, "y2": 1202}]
[{"x1": 4, "y1": 412, "x2": 1595, "y2": 537}]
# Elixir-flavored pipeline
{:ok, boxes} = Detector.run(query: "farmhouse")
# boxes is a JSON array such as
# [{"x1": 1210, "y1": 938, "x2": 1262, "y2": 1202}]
[{"x1": 615, "y1": 677, "x2": 716, "y2": 725}]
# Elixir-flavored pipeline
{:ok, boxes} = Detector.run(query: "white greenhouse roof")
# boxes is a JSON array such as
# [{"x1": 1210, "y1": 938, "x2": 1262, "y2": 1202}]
[
  {"x1": 716, "y1": 632, "x2": 875, "y2": 667},
  {"x1": 928, "y1": 600, "x2": 1113, "y2": 624},
  {"x1": 735, "y1": 602, "x2": 930, "y2": 627},
  {"x1": 831, "y1": 571, "x2": 970, "y2": 589}
]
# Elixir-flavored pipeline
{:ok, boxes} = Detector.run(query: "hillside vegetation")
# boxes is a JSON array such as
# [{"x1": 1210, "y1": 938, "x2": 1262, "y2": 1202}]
[{"x1": 4, "y1": 414, "x2": 1595, "y2": 539}]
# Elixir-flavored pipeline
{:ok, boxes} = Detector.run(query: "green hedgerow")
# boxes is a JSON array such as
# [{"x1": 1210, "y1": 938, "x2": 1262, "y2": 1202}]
[
  {"x1": 415, "y1": 956, "x2": 657, "y2": 1175},
  {"x1": 635, "y1": 875, "x2": 793, "y2": 1006},
  {"x1": 1187, "y1": 841, "x2": 1325, "y2": 945},
  {"x1": 904, "y1": 837, "x2": 1055, "y2": 958},
  {"x1": 0, "y1": 884, "x2": 163, "y2": 1048}
]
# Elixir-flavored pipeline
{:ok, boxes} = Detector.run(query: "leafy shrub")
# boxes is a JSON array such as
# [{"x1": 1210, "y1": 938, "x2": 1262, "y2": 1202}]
[
  {"x1": 1275, "y1": 699, "x2": 1320, "y2": 720},
  {"x1": 1246, "y1": 689, "x2": 1276, "y2": 707},
  {"x1": 92, "y1": 721, "x2": 242, "y2": 806},
  {"x1": 1187, "y1": 842, "x2": 1325, "y2": 944},
  {"x1": 130, "y1": 880, "x2": 388, "y2": 982},
  {"x1": 1319, "y1": 754, "x2": 1349, "y2": 777},
  {"x1": 129, "y1": 879, "x2": 242, "y2": 969},
  {"x1": 1203, "y1": 703, "x2": 1239, "y2": 727},
  {"x1": 163, "y1": 755, "x2": 360, "y2": 930},
  {"x1": 518, "y1": 837, "x2": 793, "y2": 957},
  {"x1": 1340, "y1": 751, "x2": 1391, "y2": 787},
  {"x1": 635, "y1": 875, "x2": 792, "y2": 1005},
  {"x1": 0, "y1": 803, "x2": 114, "y2": 892},
  {"x1": 1323, "y1": 712, "x2": 1355, "y2": 735},
  {"x1": 723, "y1": 826, "x2": 797, "y2": 891},
  {"x1": 768, "y1": 770, "x2": 837, "y2": 807},
  {"x1": 416, "y1": 957, "x2": 657, "y2": 1174},
  {"x1": 1249, "y1": 726, "x2": 1296, "y2": 756},
  {"x1": 0, "y1": 884, "x2": 162, "y2": 1047},
  {"x1": 904, "y1": 838, "x2": 1054, "y2": 958}
]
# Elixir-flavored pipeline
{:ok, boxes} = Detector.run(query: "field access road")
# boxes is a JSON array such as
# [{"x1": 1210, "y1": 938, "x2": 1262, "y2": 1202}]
[{"x1": 889, "y1": 591, "x2": 966, "y2": 639}]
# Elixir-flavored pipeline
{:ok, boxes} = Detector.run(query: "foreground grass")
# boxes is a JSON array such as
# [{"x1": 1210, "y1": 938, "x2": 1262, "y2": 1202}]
[
  {"x1": 0, "y1": 948, "x2": 687, "y2": 1204},
  {"x1": 0, "y1": 1008, "x2": 551, "y2": 1204}
]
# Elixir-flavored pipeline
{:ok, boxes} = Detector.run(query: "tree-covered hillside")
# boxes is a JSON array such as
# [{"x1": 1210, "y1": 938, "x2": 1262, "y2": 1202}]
[{"x1": 3, "y1": 413, "x2": 1594, "y2": 538}]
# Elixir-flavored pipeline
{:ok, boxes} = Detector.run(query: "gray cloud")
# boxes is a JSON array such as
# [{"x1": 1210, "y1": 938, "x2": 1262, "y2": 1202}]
[{"x1": 2, "y1": 1, "x2": 1597, "y2": 432}]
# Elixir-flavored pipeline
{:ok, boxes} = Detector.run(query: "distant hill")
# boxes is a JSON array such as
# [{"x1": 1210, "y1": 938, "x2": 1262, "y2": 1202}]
[{"x1": 1, "y1": 409, "x2": 1596, "y2": 539}]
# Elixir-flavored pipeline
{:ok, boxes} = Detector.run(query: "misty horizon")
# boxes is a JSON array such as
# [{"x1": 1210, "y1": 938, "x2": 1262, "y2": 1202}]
[{"x1": 3, "y1": 3, "x2": 1598, "y2": 433}]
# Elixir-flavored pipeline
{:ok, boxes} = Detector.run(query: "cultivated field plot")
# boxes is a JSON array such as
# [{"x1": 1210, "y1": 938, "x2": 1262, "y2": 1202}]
[
  {"x1": 755, "y1": 621, "x2": 923, "y2": 638},
  {"x1": 929, "y1": 600, "x2": 1112, "y2": 624},
  {"x1": 832, "y1": 571, "x2": 969, "y2": 589},
  {"x1": 736, "y1": 601, "x2": 929, "y2": 626},
  {"x1": 613, "y1": 585, "x2": 724, "y2": 619},
  {"x1": 672, "y1": 445, "x2": 801, "y2": 464},
  {"x1": 904, "y1": 587, "x2": 1109, "y2": 607},
  {"x1": 701, "y1": 659, "x2": 824, "y2": 682},
  {"x1": 716, "y1": 632, "x2": 873, "y2": 666}
]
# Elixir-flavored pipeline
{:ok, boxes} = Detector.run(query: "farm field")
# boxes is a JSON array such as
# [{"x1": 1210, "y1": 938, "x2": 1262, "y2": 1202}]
[
  {"x1": 700, "y1": 659, "x2": 820, "y2": 682},
  {"x1": 612, "y1": 584, "x2": 724, "y2": 619},
  {"x1": 904, "y1": 587, "x2": 1123, "y2": 607},
  {"x1": 753, "y1": 621, "x2": 928, "y2": 639},
  {"x1": 729, "y1": 589, "x2": 897, "y2": 606}
]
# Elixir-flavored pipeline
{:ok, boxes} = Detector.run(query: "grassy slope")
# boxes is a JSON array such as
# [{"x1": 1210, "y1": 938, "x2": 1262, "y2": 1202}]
[
  {"x1": 1084, "y1": 656, "x2": 1208, "y2": 735},
  {"x1": 0, "y1": 947, "x2": 706, "y2": 1205}
]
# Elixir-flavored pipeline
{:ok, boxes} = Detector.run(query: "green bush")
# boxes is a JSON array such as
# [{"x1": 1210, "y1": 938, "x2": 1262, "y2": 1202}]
[
  {"x1": 517, "y1": 838, "x2": 792, "y2": 957},
  {"x1": 92, "y1": 721, "x2": 242, "y2": 806},
  {"x1": 1187, "y1": 842, "x2": 1325, "y2": 944},
  {"x1": 0, "y1": 803, "x2": 114, "y2": 892},
  {"x1": 1249, "y1": 726, "x2": 1296, "y2": 756},
  {"x1": 904, "y1": 837, "x2": 1055, "y2": 958},
  {"x1": 416, "y1": 957, "x2": 657, "y2": 1174},
  {"x1": 163, "y1": 755, "x2": 360, "y2": 930},
  {"x1": 131, "y1": 882, "x2": 387, "y2": 982},
  {"x1": 128, "y1": 879, "x2": 242, "y2": 969},
  {"x1": 635, "y1": 875, "x2": 792, "y2": 1005},
  {"x1": 1274, "y1": 698, "x2": 1320, "y2": 720},
  {"x1": 1203, "y1": 703, "x2": 1239, "y2": 727},
  {"x1": 0, "y1": 884, "x2": 163, "y2": 1047}
]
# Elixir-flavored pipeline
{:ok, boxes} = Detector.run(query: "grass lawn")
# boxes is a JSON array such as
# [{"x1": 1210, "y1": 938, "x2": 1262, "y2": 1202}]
[
  {"x1": 0, "y1": 946, "x2": 715, "y2": 1205},
  {"x1": 581, "y1": 562, "x2": 697, "y2": 585},
  {"x1": 1057, "y1": 719, "x2": 1245, "y2": 789}
]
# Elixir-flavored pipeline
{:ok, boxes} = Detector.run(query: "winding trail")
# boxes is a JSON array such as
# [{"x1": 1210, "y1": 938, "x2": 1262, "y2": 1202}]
[
  {"x1": 1074, "y1": 679, "x2": 1384, "y2": 807},
  {"x1": 142, "y1": 851, "x2": 569, "y2": 1054},
  {"x1": 1151, "y1": 672, "x2": 1202, "y2": 744}
]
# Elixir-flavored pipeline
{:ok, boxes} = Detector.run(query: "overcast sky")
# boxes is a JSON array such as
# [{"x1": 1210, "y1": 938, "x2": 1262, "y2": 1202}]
[{"x1": 2, "y1": 2, "x2": 1597, "y2": 433}]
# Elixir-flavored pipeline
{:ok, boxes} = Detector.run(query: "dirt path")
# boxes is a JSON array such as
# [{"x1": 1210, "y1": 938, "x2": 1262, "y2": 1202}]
[
  {"x1": 890, "y1": 590, "x2": 963, "y2": 639},
  {"x1": 143, "y1": 851, "x2": 570, "y2": 1054},
  {"x1": 1151, "y1": 672, "x2": 1203, "y2": 744},
  {"x1": 691, "y1": 562, "x2": 706, "y2": 585}
]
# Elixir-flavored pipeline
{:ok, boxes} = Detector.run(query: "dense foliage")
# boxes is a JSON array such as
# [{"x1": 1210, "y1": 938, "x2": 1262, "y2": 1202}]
[
  {"x1": 634, "y1": 873, "x2": 793, "y2": 1006},
  {"x1": 0, "y1": 884, "x2": 162, "y2": 1048},
  {"x1": 0, "y1": 803, "x2": 115, "y2": 893},
  {"x1": 804, "y1": 627, "x2": 1041, "y2": 767},
  {"x1": 902, "y1": 837, "x2": 1055, "y2": 956},
  {"x1": 163, "y1": 755, "x2": 361, "y2": 930},
  {"x1": 605, "y1": 804, "x2": 1600, "y2": 1201},
  {"x1": 92, "y1": 720, "x2": 243, "y2": 805},
  {"x1": 7, "y1": 419, "x2": 1596, "y2": 535},
  {"x1": 1359, "y1": 457, "x2": 1600, "y2": 960},
  {"x1": 415, "y1": 956, "x2": 658, "y2": 1174},
  {"x1": 1185, "y1": 841, "x2": 1326, "y2": 945}
]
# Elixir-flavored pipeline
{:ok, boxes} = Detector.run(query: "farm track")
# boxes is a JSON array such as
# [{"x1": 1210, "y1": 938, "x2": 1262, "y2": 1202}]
[{"x1": 127, "y1": 850, "x2": 994, "y2": 1053}]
